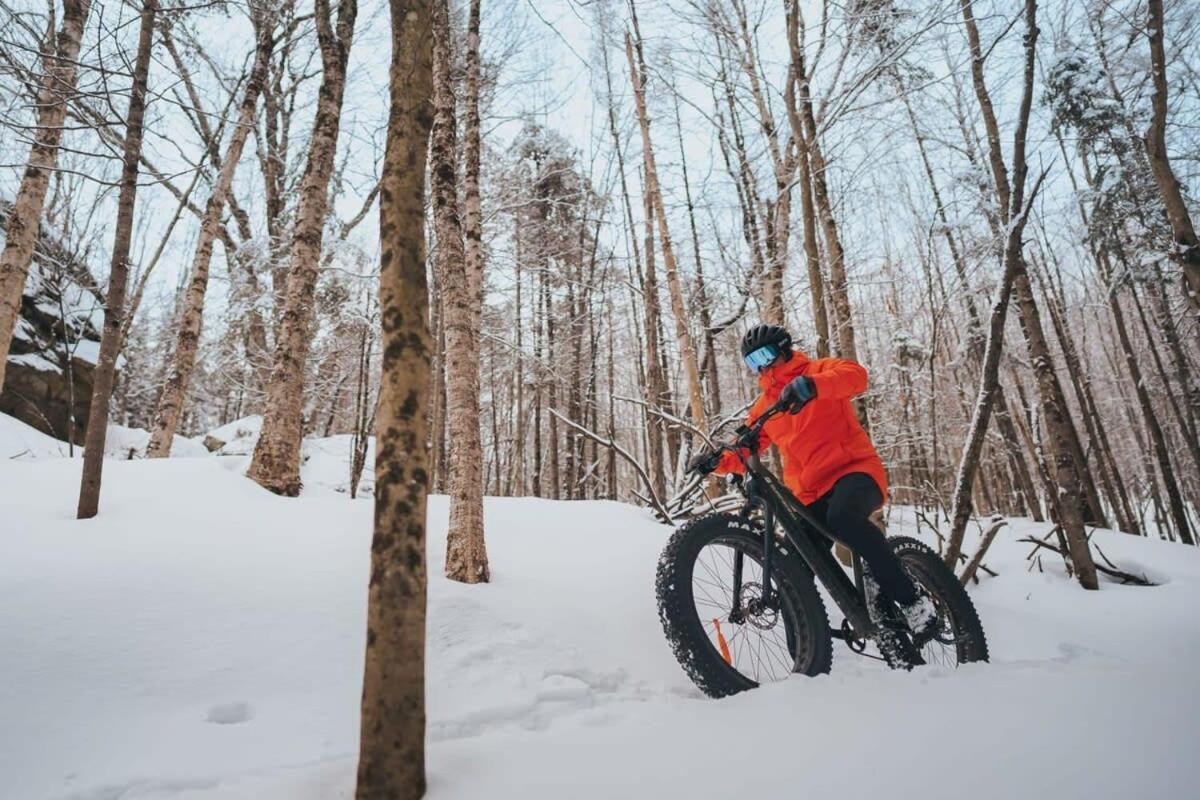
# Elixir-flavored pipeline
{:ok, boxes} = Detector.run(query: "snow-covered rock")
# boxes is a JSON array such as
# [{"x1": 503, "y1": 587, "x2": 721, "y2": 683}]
[
  {"x1": 104, "y1": 423, "x2": 210, "y2": 460},
  {"x1": 203, "y1": 415, "x2": 263, "y2": 453}
]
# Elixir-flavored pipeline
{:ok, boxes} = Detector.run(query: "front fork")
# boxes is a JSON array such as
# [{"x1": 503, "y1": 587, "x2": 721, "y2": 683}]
[{"x1": 730, "y1": 480, "x2": 776, "y2": 624}]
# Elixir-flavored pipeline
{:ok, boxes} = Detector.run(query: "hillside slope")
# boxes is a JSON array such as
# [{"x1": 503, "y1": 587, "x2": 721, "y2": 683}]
[{"x1": 1, "y1": 445, "x2": 1197, "y2": 799}]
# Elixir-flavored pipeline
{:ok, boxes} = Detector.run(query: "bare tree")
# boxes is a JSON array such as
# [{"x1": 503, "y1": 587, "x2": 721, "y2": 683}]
[
  {"x1": 1144, "y1": 0, "x2": 1200, "y2": 311},
  {"x1": 626, "y1": 4, "x2": 708, "y2": 436},
  {"x1": 0, "y1": 0, "x2": 92, "y2": 393},
  {"x1": 354, "y1": 0, "x2": 433, "y2": 796},
  {"x1": 249, "y1": 0, "x2": 358, "y2": 494},
  {"x1": 77, "y1": 0, "x2": 156, "y2": 519},
  {"x1": 145, "y1": 5, "x2": 277, "y2": 457},
  {"x1": 942, "y1": 0, "x2": 1104, "y2": 590},
  {"x1": 434, "y1": 0, "x2": 490, "y2": 583}
]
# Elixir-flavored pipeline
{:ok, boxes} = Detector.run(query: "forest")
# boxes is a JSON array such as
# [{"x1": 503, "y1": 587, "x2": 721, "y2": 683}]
[{"x1": 1, "y1": 0, "x2": 1198, "y2": 798}]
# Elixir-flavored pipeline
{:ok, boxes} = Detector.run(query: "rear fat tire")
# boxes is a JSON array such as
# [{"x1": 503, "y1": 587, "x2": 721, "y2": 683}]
[
  {"x1": 889, "y1": 536, "x2": 990, "y2": 664},
  {"x1": 656, "y1": 513, "x2": 833, "y2": 697}
]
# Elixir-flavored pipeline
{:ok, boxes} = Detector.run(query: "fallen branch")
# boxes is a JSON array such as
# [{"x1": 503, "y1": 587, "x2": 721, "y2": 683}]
[
  {"x1": 1018, "y1": 537, "x2": 1155, "y2": 586},
  {"x1": 1093, "y1": 543, "x2": 1156, "y2": 586},
  {"x1": 1024, "y1": 525, "x2": 1064, "y2": 562},
  {"x1": 959, "y1": 515, "x2": 1008, "y2": 586},
  {"x1": 549, "y1": 410, "x2": 672, "y2": 522}
]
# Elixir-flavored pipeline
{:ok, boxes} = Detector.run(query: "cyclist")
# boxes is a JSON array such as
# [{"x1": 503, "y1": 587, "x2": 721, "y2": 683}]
[{"x1": 689, "y1": 323, "x2": 937, "y2": 636}]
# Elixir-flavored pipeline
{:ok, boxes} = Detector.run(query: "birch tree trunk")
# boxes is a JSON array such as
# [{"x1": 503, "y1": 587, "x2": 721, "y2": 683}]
[
  {"x1": 673, "y1": 89, "x2": 721, "y2": 412},
  {"x1": 730, "y1": 0, "x2": 792, "y2": 326},
  {"x1": 77, "y1": 0, "x2": 155, "y2": 519},
  {"x1": 784, "y1": 2, "x2": 830, "y2": 358},
  {"x1": 1144, "y1": 0, "x2": 1200, "y2": 311},
  {"x1": 943, "y1": 0, "x2": 1102, "y2": 588},
  {"x1": 625, "y1": 22, "x2": 708, "y2": 436},
  {"x1": 600, "y1": 34, "x2": 665, "y2": 494},
  {"x1": 436, "y1": 0, "x2": 489, "y2": 583},
  {"x1": 354, "y1": 2, "x2": 433, "y2": 796},
  {"x1": 792, "y1": 66, "x2": 855, "y2": 362},
  {"x1": 0, "y1": 0, "x2": 92, "y2": 393},
  {"x1": 146, "y1": 11, "x2": 276, "y2": 456},
  {"x1": 249, "y1": 0, "x2": 358, "y2": 495}
]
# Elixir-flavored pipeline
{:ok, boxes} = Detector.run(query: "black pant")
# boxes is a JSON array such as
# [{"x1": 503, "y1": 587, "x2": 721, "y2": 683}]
[{"x1": 806, "y1": 473, "x2": 918, "y2": 605}]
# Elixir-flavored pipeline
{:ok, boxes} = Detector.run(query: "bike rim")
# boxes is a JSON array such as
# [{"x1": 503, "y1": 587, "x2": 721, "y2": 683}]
[
  {"x1": 690, "y1": 537, "x2": 799, "y2": 685},
  {"x1": 904, "y1": 563, "x2": 967, "y2": 667}
]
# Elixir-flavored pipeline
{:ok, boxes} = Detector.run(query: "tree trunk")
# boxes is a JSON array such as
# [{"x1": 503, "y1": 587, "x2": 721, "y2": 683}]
[
  {"x1": 354, "y1": 1, "x2": 432, "y2": 797},
  {"x1": 146, "y1": 11, "x2": 275, "y2": 456},
  {"x1": 602, "y1": 35, "x2": 665, "y2": 497},
  {"x1": 625, "y1": 23, "x2": 709, "y2": 437},
  {"x1": 795, "y1": 65, "x2": 856, "y2": 362},
  {"x1": 0, "y1": 0, "x2": 93, "y2": 393},
  {"x1": 1009, "y1": 266, "x2": 1099, "y2": 585},
  {"x1": 249, "y1": 0, "x2": 358, "y2": 495},
  {"x1": 946, "y1": 1, "x2": 1090, "y2": 580},
  {"x1": 638, "y1": 173, "x2": 668, "y2": 499},
  {"x1": 1144, "y1": 0, "x2": 1200, "y2": 311},
  {"x1": 1100, "y1": 255, "x2": 1195, "y2": 545},
  {"x1": 436, "y1": 0, "x2": 489, "y2": 584},
  {"x1": 77, "y1": 0, "x2": 155, "y2": 519},
  {"x1": 545, "y1": 269, "x2": 560, "y2": 499},
  {"x1": 730, "y1": 0, "x2": 792, "y2": 326},
  {"x1": 673, "y1": 89, "x2": 722, "y2": 415}
]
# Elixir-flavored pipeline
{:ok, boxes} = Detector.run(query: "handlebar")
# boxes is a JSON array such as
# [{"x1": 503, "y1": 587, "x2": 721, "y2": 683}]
[{"x1": 692, "y1": 398, "x2": 790, "y2": 475}]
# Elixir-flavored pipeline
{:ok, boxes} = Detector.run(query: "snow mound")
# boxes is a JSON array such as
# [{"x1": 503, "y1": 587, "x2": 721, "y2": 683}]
[
  {"x1": 105, "y1": 423, "x2": 210, "y2": 460},
  {"x1": 1, "y1": 457, "x2": 1198, "y2": 799},
  {"x1": 0, "y1": 411, "x2": 74, "y2": 460},
  {"x1": 301, "y1": 434, "x2": 375, "y2": 497},
  {"x1": 0, "y1": 413, "x2": 210, "y2": 461},
  {"x1": 204, "y1": 415, "x2": 263, "y2": 454}
]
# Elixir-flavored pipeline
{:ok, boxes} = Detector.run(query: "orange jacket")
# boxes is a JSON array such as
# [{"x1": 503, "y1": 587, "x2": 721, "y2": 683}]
[{"x1": 714, "y1": 352, "x2": 888, "y2": 504}]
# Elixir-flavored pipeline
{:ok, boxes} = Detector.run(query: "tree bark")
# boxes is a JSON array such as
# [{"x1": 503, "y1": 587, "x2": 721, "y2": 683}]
[
  {"x1": 249, "y1": 0, "x2": 358, "y2": 495},
  {"x1": 1144, "y1": 0, "x2": 1200, "y2": 311},
  {"x1": 0, "y1": 0, "x2": 93, "y2": 393},
  {"x1": 77, "y1": 0, "x2": 155, "y2": 519},
  {"x1": 625, "y1": 20, "x2": 709, "y2": 436},
  {"x1": 354, "y1": 1, "x2": 433, "y2": 797},
  {"x1": 784, "y1": 0, "x2": 830, "y2": 357},
  {"x1": 673, "y1": 88, "x2": 722, "y2": 415},
  {"x1": 943, "y1": 1, "x2": 1100, "y2": 585},
  {"x1": 1009, "y1": 266, "x2": 1101, "y2": 581},
  {"x1": 436, "y1": 0, "x2": 489, "y2": 583},
  {"x1": 600, "y1": 33, "x2": 665, "y2": 496},
  {"x1": 1100, "y1": 254, "x2": 1195, "y2": 545},
  {"x1": 146, "y1": 10, "x2": 275, "y2": 456}
]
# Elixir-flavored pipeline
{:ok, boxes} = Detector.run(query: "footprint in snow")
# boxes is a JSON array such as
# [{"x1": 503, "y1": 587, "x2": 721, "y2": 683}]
[{"x1": 206, "y1": 701, "x2": 254, "y2": 725}]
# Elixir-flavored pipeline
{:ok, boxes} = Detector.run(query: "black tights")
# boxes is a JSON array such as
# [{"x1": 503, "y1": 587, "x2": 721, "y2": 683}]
[{"x1": 805, "y1": 473, "x2": 918, "y2": 605}]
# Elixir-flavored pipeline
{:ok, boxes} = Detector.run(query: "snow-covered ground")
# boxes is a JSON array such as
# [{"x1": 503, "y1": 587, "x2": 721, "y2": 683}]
[{"x1": 1, "y1": 414, "x2": 1198, "y2": 799}]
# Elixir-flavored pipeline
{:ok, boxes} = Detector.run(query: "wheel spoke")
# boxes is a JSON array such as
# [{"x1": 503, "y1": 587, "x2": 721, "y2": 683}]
[{"x1": 692, "y1": 537, "x2": 800, "y2": 686}]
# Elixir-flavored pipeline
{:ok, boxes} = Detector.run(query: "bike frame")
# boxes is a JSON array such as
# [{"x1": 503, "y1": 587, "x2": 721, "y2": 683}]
[
  {"x1": 718, "y1": 401, "x2": 876, "y2": 639},
  {"x1": 739, "y1": 453, "x2": 876, "y2": 637}
]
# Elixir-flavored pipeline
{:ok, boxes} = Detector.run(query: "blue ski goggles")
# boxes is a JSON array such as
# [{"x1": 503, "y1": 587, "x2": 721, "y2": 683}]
[{"x1": 743, "y1": 344, "x2": 781, "y2": 373}]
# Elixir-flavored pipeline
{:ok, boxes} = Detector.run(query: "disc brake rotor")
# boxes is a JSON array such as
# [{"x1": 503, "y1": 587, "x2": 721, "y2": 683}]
[{"x1": 737, "y1": 581, "x2": 779, "y2": 630}]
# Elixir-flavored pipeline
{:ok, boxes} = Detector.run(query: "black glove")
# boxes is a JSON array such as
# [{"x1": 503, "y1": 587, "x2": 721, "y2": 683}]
[
  {"x1": 688, "y1": 450, "x2": 722, "y2": 476},
  {"x1": 779, "y1": 375, "x2": 816, "y2": 413}
]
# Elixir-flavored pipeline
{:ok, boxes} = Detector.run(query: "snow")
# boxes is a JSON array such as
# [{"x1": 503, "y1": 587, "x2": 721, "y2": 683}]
[
  {"x1": 204, "y1": 415, "x2": 263, "y2": 455},
  {"x1": 205, "y1": 415, "x2": 264, "y2": 446},
  {"x1": 105, "y1": 423, "x2": 210, "y2": 460},
  {"x1": 1, "y1": 412, "x2": 74, "y2": 459},
  {"x1": 8, "y1": 351, "x2": 61, "y2": 373},
  {"x1": 1, "y1": 450, "x2": 1199, "y2": 799},
  {"x1": 69, "y1": 338, "x2": 101, "y2": 366}
]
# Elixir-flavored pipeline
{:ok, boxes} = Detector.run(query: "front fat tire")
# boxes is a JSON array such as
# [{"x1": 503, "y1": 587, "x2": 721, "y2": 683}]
[
  {"x1": 889, "y1": 536, "x2": 990, "y2": 665},
  {"x1": 656, "y1": 513, "x2": 833, "y2": 698}
]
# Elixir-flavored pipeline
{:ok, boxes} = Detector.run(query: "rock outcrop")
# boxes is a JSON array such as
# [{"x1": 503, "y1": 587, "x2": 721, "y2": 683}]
[{"x1": 1, "y1": 200, "x2": 107, "y2": 443}]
